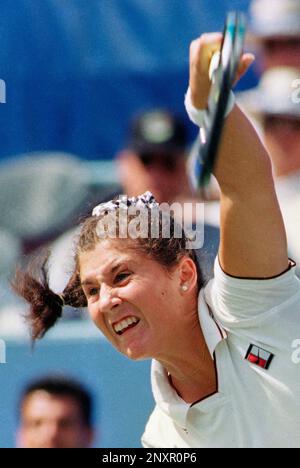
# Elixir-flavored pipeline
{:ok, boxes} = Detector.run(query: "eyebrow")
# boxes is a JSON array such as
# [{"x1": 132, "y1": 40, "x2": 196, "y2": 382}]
[{"x1": 81, "y1": 261, "x2": 129, "y2": 286}]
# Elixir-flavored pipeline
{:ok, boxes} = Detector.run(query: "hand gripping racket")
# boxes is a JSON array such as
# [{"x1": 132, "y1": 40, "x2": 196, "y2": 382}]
[{"x1": 190, "y1": 12, "x2": 247, "y2": 191}]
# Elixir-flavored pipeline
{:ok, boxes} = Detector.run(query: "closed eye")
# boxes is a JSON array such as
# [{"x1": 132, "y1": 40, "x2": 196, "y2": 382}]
[
  {"x1": 82, "y1": 272, "x2": 131, "y2": 298},
  {"x1": 114, "y1": 272, "x2": 131, "y2": 284}
]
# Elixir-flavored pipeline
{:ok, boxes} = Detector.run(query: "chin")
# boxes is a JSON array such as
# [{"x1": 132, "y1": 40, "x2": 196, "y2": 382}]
[
  {"x1": 123, "y1": 349, "x2": 145, "y2": 361},
  {"x1": 122, "y1": 345, "x2": 150, "y2": 362}
]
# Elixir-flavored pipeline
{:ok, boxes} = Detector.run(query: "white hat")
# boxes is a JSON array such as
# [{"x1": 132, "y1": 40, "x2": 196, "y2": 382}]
[
  {"x1": 250, "y1": 0, "x2": 300, "y2": 39},
  {"x1": 238, "y1": 67, "x2": 300, "y2": 117}
]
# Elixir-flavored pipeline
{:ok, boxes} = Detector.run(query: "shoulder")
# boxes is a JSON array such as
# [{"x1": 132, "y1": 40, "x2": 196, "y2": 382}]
[{"x1": 204, "y1": 258, "x2": 300, "y2": 328}]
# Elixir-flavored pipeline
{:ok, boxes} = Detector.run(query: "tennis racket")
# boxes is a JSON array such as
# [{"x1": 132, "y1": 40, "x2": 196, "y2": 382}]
[{"x1": 190, "y1": 12, "x2": 247, "y2": 190}]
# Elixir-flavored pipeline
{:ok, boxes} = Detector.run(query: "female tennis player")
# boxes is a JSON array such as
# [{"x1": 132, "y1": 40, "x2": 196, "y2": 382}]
[{"x1": 14, "y1": 33, "x2": 300, "y2": 448}]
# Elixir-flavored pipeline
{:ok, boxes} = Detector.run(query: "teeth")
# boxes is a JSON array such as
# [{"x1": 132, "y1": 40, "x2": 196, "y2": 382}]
[{"x1": 113, "y1": 317, "x2": 139, "y2": 334}]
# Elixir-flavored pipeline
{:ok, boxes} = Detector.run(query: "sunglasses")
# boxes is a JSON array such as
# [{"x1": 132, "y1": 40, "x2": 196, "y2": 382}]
[
  {"x1": 263, "y1": 38, "x2": 300, "y2": 53},
  {"x1": 139, "y1": 152, "x2": 180, "y2": 171},
  {"x1": 263, "y1": 115, "x2": 300, "y2": 132}
]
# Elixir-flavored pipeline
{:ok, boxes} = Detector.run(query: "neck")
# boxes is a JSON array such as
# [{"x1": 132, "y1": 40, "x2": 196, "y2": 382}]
[{"x1": 157, "y1": 324, "x2": 217, "y2": 404}]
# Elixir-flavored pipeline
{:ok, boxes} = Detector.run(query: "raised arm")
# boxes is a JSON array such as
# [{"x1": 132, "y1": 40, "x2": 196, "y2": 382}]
[{"x1": 189, "y1": 34, "x2": 289, "y2": 278}]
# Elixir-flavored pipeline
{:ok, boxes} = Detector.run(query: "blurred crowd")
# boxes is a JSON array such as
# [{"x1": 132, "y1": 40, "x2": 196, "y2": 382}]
[
  {"x1": 1, "y1": 0, "x2": 300, "y2": 447},
  {"x1": 240, "y1": 0, "x2": 300, "y2": 273}
]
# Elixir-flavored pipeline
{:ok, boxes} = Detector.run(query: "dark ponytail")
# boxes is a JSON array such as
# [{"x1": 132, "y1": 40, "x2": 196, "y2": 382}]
[{"x1": 12, "y1": 256, "x2": 87, "y2": 342}]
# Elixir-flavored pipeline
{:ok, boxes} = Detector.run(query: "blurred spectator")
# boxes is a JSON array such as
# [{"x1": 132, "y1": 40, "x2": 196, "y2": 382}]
[
  {"x1": 17, "y1": 376, "x2": 95, "y2": 448},
  {"x1": 239, "y1": 68, "x2": 300, "y2": 177},
  {"x1": 117, "y1": 110, "x2": 196, "y2": 204},
  {"x1": 249, "y1": 0, "x2": 300, "y2": 70},
  {"x1": 238, "y1": 67, "x2": 300, "y2": 269}
]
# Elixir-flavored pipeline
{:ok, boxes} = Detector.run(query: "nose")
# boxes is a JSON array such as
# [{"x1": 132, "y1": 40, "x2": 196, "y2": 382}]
[
  {"x1": 46, "y1": 422, "x2": 60, "y2": 443},
  {"x1": 97, "y1": 284, "x2": 122, "y2": 314},
  {"x1": 37, "y1": 421, "x2": 61, "y2": 448}
]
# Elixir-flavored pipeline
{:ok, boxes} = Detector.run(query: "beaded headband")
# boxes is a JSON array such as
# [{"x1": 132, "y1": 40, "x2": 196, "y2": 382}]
[{"x1": 92, "y1": 191, "x2": 159, "y2": 217}]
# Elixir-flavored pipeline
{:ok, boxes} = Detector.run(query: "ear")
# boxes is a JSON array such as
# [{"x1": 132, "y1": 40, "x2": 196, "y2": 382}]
[
  {"x1": 177, "y1": 257, "x2": 198, "y2": 293},
  {"x1": 85, "y1": 427, "x2": 96, "y2": 448}
]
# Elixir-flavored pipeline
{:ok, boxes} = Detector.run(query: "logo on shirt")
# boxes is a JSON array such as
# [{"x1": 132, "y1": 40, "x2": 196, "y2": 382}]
[{"x1": 245, "y1": 344, "x2": 274, "y2": 370}]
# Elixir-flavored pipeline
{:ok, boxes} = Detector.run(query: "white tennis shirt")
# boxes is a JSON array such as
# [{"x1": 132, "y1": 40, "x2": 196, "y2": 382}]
[{"x1": 142, "y1": 259, "x2": 300, "y2": 448}]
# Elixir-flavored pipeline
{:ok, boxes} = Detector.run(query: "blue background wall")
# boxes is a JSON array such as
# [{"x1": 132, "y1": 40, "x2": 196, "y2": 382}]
[{"x1": 0, "y1": 0, "x2": 252, "y2": 161}]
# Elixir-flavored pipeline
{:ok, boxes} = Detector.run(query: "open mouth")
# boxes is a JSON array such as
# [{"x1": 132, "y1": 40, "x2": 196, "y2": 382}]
[{"x1": 113, "y1": 316, "x2": 140, "y2": 336}]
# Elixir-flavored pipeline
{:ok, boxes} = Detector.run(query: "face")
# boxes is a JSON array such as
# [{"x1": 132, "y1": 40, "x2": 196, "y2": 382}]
[
  {"x1": 117, "y1": 150, "x2": 190, "y2": 203},
  {"x1": 79, "y1": 240, "x2": 194, "y2": 361},
  {"x1": 260, "y1": 38, "x2": 300, "y2": 70},
  {"x1": 137, "y1": 152, "x2": 186, "y2": 200},
  {"x1": 263, "y1": 115, "x2": 300, "y2": 176},
  {"x1": 19, "y1": 391, "x2": 93, "y2": 449}
]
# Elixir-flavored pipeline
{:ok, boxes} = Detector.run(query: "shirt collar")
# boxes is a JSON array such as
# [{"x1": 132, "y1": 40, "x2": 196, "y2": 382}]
[
  {"x1": 198, "y1": 285, "x2": 227, "y2": 359},
  {"x1": 151, "y1": 283, "x2": 227, "y2": 428},
  {"x1": 151, "y1": 360, "x2": 190, "y2": 429}
]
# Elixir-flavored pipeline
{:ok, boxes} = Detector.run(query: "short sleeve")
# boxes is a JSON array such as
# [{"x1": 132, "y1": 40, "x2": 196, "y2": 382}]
[{"x1": 204, "y1": 257, "x2": 300, "y2": 329}]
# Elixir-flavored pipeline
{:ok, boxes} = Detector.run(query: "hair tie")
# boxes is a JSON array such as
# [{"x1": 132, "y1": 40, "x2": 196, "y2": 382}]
[
  {"x1": 56, "y1": 294, "x2": 65, "y2": 308},
  {"x1": 92, "y1": 191, "x2": 159, "y2": 217}
]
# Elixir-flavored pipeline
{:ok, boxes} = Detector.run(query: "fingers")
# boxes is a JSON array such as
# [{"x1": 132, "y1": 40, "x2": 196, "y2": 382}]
[
  {"x1": 189, "y1": 32, "x2": 254, "y2": 109},
  {"x1": 189, "y1": 33, "x2": 223, "y2": 76},
  {"x1": 189, "y1": 32, "x2": 223, "y2": 109},
  {"x1": 235, "y1": 53, "x2": 255, "y2": 85}
]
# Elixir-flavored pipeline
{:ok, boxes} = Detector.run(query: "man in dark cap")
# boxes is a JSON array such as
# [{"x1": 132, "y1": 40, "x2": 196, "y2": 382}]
[{"x1": 116, "y1": 109, "x2": 196, "y2": 204}]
